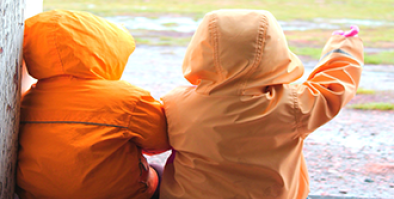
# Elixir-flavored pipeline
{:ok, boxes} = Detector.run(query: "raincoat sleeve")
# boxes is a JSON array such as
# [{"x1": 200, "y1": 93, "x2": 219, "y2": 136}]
[
  {"x1": 293, "y1": 35, "x2": 363, "y2": 135},
  {"x1": 129, "y1": 94, "x2": 170, "y2": 155}
]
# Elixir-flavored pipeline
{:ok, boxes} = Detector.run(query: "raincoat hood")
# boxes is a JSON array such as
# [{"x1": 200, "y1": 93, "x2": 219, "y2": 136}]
[
  {"x1": 23, "y1": 10, "x2": 135, "y2": 80},
  {"x1": 183, "y1": 10, "x2": 304, "y2": 95}
]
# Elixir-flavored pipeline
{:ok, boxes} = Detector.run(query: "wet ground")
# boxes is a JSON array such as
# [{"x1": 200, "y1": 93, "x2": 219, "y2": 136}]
[
  {"x1": 122, "y1": 46, "x2": 394, "y2": 95},
  {"x1": 122, "y1": 45, "x2": 394, "y2": 198},
  {"x1": 106, "y1": 16, "x2": 394, "y2": 32}
]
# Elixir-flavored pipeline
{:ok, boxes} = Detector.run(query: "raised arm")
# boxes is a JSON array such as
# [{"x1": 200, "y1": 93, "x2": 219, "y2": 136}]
[{"x1": 293, "y1": 32, "x2": 363, "y2": 136}]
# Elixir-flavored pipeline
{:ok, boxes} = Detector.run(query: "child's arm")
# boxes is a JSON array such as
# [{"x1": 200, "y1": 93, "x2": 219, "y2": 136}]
[
  {"x1": 129, "y1": 95, "x2": 170, "y2": 155},
  {"x1": 293, "y1": 28, "x2": 363, "y2": 136}
]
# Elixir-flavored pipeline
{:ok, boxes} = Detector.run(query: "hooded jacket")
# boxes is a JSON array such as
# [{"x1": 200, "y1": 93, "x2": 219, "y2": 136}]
[
  {"x1": 160, "y1": 10, "x2": 363, "y2": 199},
  {"x1": 17, "y1": 10, "x2": 170, "y2": 199}
]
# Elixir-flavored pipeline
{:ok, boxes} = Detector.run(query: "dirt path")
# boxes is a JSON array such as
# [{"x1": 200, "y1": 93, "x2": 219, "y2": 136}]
[{"x1": 124, "y1": 46, "x2": 394, "y2": 198}]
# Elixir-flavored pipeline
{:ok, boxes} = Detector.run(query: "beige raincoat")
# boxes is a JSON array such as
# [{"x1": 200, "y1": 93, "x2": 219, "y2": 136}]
[{"x1": 160, "y1": 10, "x2": 363, "y2": 199}]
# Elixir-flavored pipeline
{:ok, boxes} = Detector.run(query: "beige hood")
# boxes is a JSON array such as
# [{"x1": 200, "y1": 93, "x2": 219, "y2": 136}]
[{"x1": 183, "y1": 10, "x2": 304, "y2": 95}]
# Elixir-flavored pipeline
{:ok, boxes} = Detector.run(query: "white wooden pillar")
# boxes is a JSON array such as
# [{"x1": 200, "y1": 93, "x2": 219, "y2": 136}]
[
  {"x1": 0, "y1": 0, "x2": 42, "y2": 198},
  {"x1": 0, "y1": 0, "x2": 25, "y2": 198}
]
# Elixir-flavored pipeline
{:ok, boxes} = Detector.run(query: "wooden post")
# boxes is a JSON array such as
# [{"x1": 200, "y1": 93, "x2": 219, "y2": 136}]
[{"x1": 0, "y1": 0, "x2": 25, "y2": 198}]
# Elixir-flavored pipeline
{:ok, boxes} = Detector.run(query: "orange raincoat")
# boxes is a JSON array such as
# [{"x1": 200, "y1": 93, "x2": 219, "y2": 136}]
[
  {"x1": 160, "y1": 10, "x2": 363, "y2": 199},
  {"x1": 17, "y1": 10, "x2": 170, "y2": 199}
]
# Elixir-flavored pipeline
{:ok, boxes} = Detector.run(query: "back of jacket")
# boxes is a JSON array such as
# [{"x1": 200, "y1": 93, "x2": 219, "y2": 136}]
[
  {"x1": 160, "y1": 10, "x2": 363, "y2": 199},
  {"x1": 17, "y1": 10, "x2": 170, "y2": 199}
]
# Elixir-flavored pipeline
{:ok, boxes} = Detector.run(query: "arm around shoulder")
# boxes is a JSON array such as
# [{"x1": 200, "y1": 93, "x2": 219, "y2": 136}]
[
  {"x1": 129, "y1": 93, "x2": 170, "y2": 155},
  {"x1": 293, "y1": 35, "x2": 363, "y2": 135}
]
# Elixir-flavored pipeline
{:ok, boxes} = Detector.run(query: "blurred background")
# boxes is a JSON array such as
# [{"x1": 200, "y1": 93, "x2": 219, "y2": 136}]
[{"x1": 41, "y1": 0, "x2": 394, "y2": 198}]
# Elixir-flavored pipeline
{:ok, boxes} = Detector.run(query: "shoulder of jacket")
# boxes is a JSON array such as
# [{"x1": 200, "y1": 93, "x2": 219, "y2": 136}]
[
  {"x1": 114, "y1": 80, "x2": 151, "y2": 97},
  {"x1": 162, "y1": 85, "x2": 194, "y2": 100}
]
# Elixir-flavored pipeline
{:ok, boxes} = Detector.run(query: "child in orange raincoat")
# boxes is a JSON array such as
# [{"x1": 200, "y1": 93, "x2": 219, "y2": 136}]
[
  {"x1": 159, "y1": 10, "x2": 363, "y2": 199},
  {"x1": 17, "y1": 10, "x2": 170, "y2": 199}
]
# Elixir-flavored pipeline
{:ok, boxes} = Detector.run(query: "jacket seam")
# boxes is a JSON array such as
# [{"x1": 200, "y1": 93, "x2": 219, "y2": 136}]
[
  {"x1": 127, "y1": 96, "x2": 143, "y2": 130},
  {"x1": 207, "y1": 13, "x2": 223, "y2": 95},
  {"x1": 292, "y1": 86, "x2": 303, "y2": 135},
  {"x1": 20, "y1": 121, "x2": 129, "y2": 129},
  {"x1": 51, "y1": 15, "x2": 65, "y2": 74},
  {"x1": 240, "y1": 14, "x2": 267, "y2": 95}
]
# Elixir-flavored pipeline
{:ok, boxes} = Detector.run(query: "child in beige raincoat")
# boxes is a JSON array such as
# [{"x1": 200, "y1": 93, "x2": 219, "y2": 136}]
[{"x1": 159, "y1": 10, "x2": 363, "y2": 199}]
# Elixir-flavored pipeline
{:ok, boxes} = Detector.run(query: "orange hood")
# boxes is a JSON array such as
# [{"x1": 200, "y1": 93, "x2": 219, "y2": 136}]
[
  {"x1": 23, "y1": 10, "x2": 135, "y2": 80},
  {"x1": 183, "y1": 10, "x2": 304, "y2": 95}
]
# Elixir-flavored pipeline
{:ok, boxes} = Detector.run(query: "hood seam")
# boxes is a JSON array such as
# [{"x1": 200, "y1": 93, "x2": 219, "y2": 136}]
[
  {"x1": 207, "y1": 13, "x2": 224, "y2": 95},
  {"x1": 239, "y1": 14, "x2": 268, "y2": 95},
  {"x1": 52, "y1": 14, "x2": 65, "y2": 75}
]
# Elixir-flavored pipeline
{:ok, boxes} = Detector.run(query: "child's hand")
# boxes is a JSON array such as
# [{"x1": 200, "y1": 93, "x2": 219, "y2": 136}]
[{"x1": 332, "y1": 25, "x2": 359, "y2": 37}]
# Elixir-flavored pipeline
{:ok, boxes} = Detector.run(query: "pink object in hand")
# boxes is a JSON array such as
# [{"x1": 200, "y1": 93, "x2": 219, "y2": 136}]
[
  {"x1": 332, "y1": 25, "x2": 359, "y2": 37},
  {"x1": 332, "y1": 30, "x2": 345, "y2": 36}
]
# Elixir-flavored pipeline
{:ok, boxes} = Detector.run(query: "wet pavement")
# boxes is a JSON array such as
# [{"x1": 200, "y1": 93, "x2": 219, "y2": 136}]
[{"x1": 123, "y1": 45, "x2": 394, "y2": 198}]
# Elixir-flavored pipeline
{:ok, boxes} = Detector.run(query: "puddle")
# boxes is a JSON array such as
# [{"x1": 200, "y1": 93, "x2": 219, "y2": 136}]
[
  {"x1": 364, "y1": 48, "x2": 393, "y2": 53},
  {"x1": 278, "y1": 20, "x2": 339, "y2": 31},
  {"x1": 106, "y1": 16, "x2": 202, "y2": 32},
  {"x1": 106, "y1": 16, "x2": 394, "y2": 32}
]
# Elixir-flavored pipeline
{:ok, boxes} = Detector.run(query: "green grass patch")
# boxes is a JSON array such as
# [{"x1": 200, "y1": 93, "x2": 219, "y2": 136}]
[
  {"x1": 289, "y1": 47, "x2": 322, "y2": 59},
  {"x1": 162, "y1": 22, "x2": 179, "y2": 27},
  {"x1": 44, "y1": 0, "x2": 394, "y2": 21},
  {"x1": 362, "y1": 27, "x2": 394, "y2": 43},
  {"x1": 44, "y1": 0, "x2": 394, "y2": 55},
  {"x1": 134, "y1": 38, "x2": 154, "y2": 45},
  {"x1": 288, "y1": 46, "x2": 394, "y2": 65},
  {"x1": 134, "y1": 36, "x2": 191, "y2": 46},
  {"x1": 356, "y1": 88, "x2": 376, "y2": 95},
  {"x1": 286, "y1": 28, "x2": 394, "y2": 49},
  {"x1": 349, "y1": 103, "x2": 394, "y2": 110},
  {"x1": 364, "y1": 51, "x2": 394, "y2": 65},
  {"x1": 158, "y1": 36, "x2": 191, "y2": 46}
]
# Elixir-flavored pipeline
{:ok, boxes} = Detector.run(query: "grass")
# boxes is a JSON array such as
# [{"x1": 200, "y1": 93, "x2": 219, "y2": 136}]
[
  {"x1": 356, "y1": 88, "x2": 376, "y2": 95},
  {"x1": 285, "y1": 28, "x2": 394, "y2": 65},
  {"x1": 286, "y1": 29, "x2": 394, "y2": 48},
  {"x1": 134, "y1": 36, "x2": 191, "y2": 46},
  {"x1": 133, "y1": 34, "x2": 394, "y2": 65},
  {"x1": 289, "y1": 46, "x2": 394, "y2": 65},
  {"x1": 162, "y1": 22, "x2": 179, "y2": 27},
  {"x1": 349, "y1": 103, "x2": 394, "y2": 110},
  {"x1": 44, "y1": 0, "x2": 394, "y2": 20},
  {"x1": 364, "y1": 51, "x2": 394, "y2": 65},
  {"x1": 44, "y1": 0, "x2": 394, "y2": 65},
  {"x1": 361, "y1": 27, "x2": 394, "y2": 43},
  {"x1": 289, "y1": 46, "x2": 322, "y2": 60}
]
